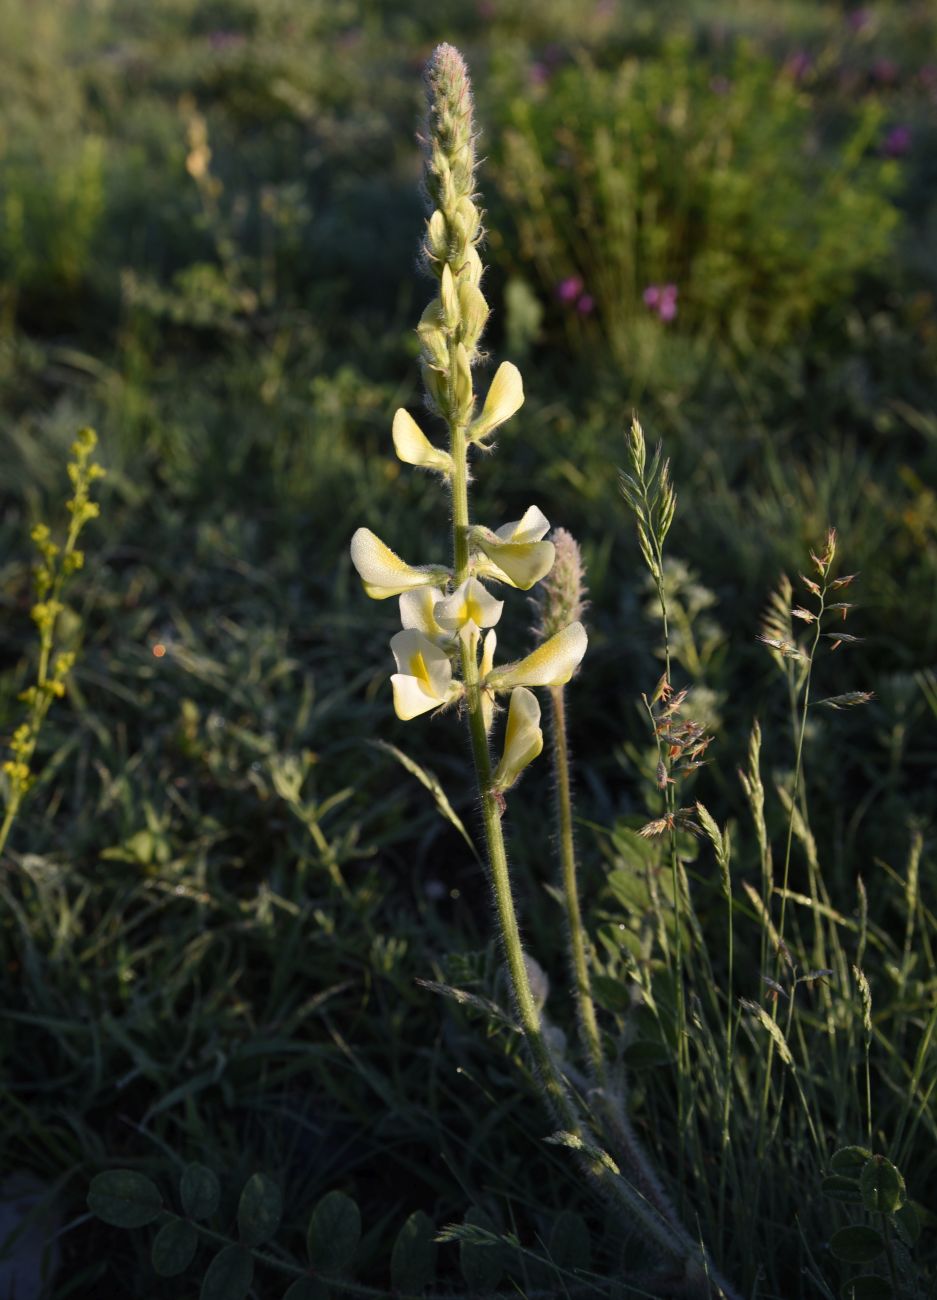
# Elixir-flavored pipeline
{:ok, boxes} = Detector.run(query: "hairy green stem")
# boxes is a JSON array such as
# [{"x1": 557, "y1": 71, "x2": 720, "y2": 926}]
[{"x1": 548, "y1": 684, "x2": 606, "y2": 1087}]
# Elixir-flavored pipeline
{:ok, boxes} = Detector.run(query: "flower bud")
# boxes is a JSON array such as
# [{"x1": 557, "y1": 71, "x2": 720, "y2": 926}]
[
  {"x1": 459, "y1": 280, "x2": 489, "y2": 355},
  {"x1": 440, "y1": 264, "x2": 460, "y2": 331},
  {"x1": 425, "y1": 210, "x2": 449, "y2": 267},
  {"x1": 417, "y1": 301, "x2": 448, "y2": 370},
  {"x1": 453, "y1": 342, "x2": 474, "y2": 422},
  {"x1": 421, "y1": 360, "x2": 449, "y2": 417}
]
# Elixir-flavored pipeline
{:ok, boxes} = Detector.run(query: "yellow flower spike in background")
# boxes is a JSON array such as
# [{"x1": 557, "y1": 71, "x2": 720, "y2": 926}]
[
  {"x1": 392, "y1": 409, "x2": 453, "y2": 474},
  {"x1": 350, "y1": 527, "x2": 449, "y2": 599},
  {"x1": 434, "y1": 577, "x2": 503, "y2": 640},
  {"x1": 471, "y1": 505, "x2": 556, "y2": 589},
  {"x1": 389, "y1": 629, "x2": 462, "y2": 720},
  {"x1": 485, "y1": 620, "x2": 587, "y2": 691},
  {"x1": 491, "y1": 687, "x2": 543, "y2": 793},
  {"x1": 468, "y1": 361, "x2": 524, "y2": 445}
]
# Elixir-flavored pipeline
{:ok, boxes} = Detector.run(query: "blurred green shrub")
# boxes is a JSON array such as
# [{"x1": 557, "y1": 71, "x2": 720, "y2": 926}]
[{"x1": 492, "y1": 37, "x2": 903, "y2": 358}]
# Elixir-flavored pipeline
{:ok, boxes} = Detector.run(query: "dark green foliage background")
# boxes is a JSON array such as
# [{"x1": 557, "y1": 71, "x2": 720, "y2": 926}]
[{"x1": 1, "y1": 1, "x2": 935, "y2": 1296}]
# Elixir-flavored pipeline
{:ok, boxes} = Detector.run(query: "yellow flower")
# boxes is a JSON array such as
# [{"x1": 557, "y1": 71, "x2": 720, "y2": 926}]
[
  {"x1": 471, "y1": 506, "x2": 555, "y2": 590},
  {"x1": 491, "y1": 688, "x2": 543, "y2": 792},
  {"x1": 484, "y1": 621, "x2": 587, "y2": 691},
  {"x1": 350, "y1": 528, "x2": 449, "y2": 599},
  {"x1": 390, "y1": 630, "x2": 462, "y2": 720},
  {"x1": 468, "y1": 362, "x2": 524, "y2": 444},
  {"x1": 434, "y1": 577, "x2": 504, "y2": 640},
  {"x1": 392, "y1": 409, "x2": 453, "y2": 474}
]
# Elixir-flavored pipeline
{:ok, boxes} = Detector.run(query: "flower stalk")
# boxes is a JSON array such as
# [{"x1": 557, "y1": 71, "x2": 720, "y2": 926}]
[{"x1": 349, "y1": 43, "x2": 737, "y2": 1297}]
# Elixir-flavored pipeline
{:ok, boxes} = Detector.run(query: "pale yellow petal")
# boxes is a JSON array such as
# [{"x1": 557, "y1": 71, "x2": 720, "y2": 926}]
[
  {"x1": 399, "y1": 586, "x2": 449, "y2": 640},
  {"x1": 350, "y1": 528, "x2": 448, "y2": 599},
  {"x1": 485, "y1": 621, "x2": 587, "y2": 691},
  {"x1": 391, "y1": 673, "x2": 443, "y2": 720},
  {"x1": 492, "y1": 687, "x2": 544, "y2": 791},
  {"x1": 434, "y1": 577, "x2": 504, "y2": 633},
  {"x1": 469, "y1": 362, "x2": 524, "y2": 443},
  {"x1": 480, "y1": 630, "x2": 497, "y2": 733},
  {"x1": 392, "y1": 410, "x2": 453, "y2": 474},
  {"x1": 494, "y1": 505, "x2": 551, "y2": 544},
  {"x1": 474, "y1": 539, "x2": 555, "y2": 590},
  {"x1": 390, "y1": 629, "x2": 453, "y2": 699}
]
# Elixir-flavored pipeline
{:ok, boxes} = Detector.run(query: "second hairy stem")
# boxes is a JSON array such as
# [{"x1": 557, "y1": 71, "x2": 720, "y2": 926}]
[{"x1": 548, "y1": 683, "x2": 606, "y2": 1088}]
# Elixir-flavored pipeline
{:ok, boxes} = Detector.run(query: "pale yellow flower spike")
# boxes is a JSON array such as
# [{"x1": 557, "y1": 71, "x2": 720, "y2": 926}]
[
  {"x1": 471, "y1": 505, "x2": 556, "y2": 590},
  {"x1": 491, "y1": 687, "x2": 543, "y2": 792},
  {"x1": 469, "y1": 361, "x2": 524, "y2": 445},
  {"x1": 434, "y1": 577, "x2": 504, "y2": 638},
  {"x1": 485, "y1": 620, "x2": 588, "y2": 692},
  {"x1": 389, "y1": 629, "x2": 462, "y2": 719},
  {"x1": 350, "y1": 527, "x2": 450, "y2": 599},
  {"x1": 392, "y1": 409, "x2": 453, "y2": 474}
]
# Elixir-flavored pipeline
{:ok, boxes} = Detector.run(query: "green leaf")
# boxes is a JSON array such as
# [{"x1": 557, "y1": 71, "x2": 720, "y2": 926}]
[
  {"x1": 460, "y1": 1208, "x2": 503, "y2": 1295},
  {"x1": 151, "y1": 1218, "x2": 198, "y2": 1277},
  {"x1": 831, "y1": 1146, "x2": 873, "y2": 1176},
  {"x1": 830, "y1": 1226, "x2": 885, "y2": 1264},
  {"x1": 391, "y1": 1210, "x2": 436, "y2": 1293},
  {"x1": 591, "y1": 974, "x2": 631, "y2": 1014},
  {"x1": 200, "y1": 1245, "x2": 253, "y2": 1300},
  {"x1": 284, "y1": 1281, "x2": 329, "y2": 1300},
  {"x1": 840, "y1": 1275, "x2": 892, "y2": 1299},
  {"x1": 821, "y1": 1175, "x2": 863, "y2": 1204},
  {"x1": 87, "y1": 1171, "x2": 163, "y2": 1228},
  {"x1": 859, "y1": 1156, "x2": 905, "y2": 1215},
  {"x1": 238, "y1": 1172, "x2": 282, "y2": 1247},
  {"x1": 180, "y1": 1164, "x2": 220, "y2": 1221},
  {"x1": 893, "y1": 1202, "x2": 920, "y2": 1247},
  {"x1": 549, "y1": 1210, "x2": 590, "y2": 1273},
  {"x1": 307, "y1": 1190, "x2": 361, "y2": 1276},
  {"x1": 622, "y1": 1040, "x2": 673, "y2": 1068}
]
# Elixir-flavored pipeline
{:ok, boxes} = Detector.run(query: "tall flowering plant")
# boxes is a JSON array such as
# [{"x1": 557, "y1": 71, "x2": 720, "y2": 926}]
[{"x1": 349, "y1": 43, "x2": 735, "y2": 1299}]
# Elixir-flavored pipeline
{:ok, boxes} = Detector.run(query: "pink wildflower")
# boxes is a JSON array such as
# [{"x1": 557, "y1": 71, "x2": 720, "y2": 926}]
[
  {"x1": 883, "y1": 125, "x2": 912, "y2": 157},
  {"x1": 557, "y1": 276, "x2": 584, "y2": 304}
]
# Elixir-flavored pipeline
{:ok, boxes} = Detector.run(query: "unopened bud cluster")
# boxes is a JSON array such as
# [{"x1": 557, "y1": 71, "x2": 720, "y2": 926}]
[{"x1": 418, "y1": 44, "x2": 489, "y2": 426}]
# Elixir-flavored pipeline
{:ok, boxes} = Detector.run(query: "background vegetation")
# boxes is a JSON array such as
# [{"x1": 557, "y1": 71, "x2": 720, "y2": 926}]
[{"x1": 1, "y1": 0, "x2": 935, "y2": 1296}]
